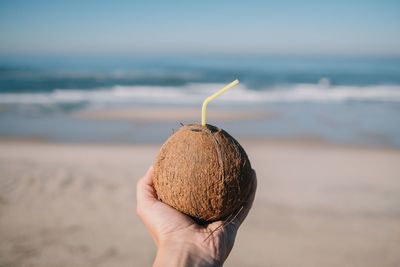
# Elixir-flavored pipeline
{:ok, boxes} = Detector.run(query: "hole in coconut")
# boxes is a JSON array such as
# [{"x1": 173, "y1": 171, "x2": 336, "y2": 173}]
[
  {"x1": 191, "y1": 129, "x2": 202, "y2": 132},
  {"x1": 207, "y1": 125, "x2": 219, "y2": 133}
]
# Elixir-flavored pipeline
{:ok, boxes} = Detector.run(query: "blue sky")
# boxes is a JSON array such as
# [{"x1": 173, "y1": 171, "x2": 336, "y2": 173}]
[{"x1": 0, "y1": 0, "x2": 399, "y2": 56}]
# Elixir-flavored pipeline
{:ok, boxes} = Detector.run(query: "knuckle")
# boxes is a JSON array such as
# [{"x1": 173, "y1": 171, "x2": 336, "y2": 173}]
[
  {"x1": 136, "y1": 178, "x2": 143, "y2": 188},
  {"x1": 136, "y1": 206, "x2": 142, "y2": 217},
  {"x1": 136, "y1": 178, "x2": 145, "y2": 193}
]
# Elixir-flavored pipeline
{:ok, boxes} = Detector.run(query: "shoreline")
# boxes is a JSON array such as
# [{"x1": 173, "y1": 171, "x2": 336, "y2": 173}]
[
  {"x1": 73, "y1": 107, "x2": 276, "y2": 122},
  {"x1": 1, "y1": 135, "x2": 400, "y2": 152},
  {"x1": 1, "y1": 104, "x2": 399, "y2": 148}
]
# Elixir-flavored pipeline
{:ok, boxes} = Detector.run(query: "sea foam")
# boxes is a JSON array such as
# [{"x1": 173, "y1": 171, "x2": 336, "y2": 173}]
[{"x1": 1, "y1": 82, "x2": 400, "y2": 106}]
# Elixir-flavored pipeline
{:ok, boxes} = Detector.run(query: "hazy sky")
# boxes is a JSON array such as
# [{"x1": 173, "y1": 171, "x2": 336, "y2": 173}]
[{"x1": 0, "y1": 0, "x2": 399, "y2": 56}]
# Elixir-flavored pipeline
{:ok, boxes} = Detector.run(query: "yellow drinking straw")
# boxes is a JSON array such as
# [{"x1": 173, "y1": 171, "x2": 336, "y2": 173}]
[{"x1": 201, "y1": 79, "x2": 239, "y2": 126}]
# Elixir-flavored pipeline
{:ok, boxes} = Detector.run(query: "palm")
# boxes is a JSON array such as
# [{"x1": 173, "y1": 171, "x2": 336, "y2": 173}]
[
  {"x1": 137, "y1": 167, "x2": 256, "y2": 264},
  {"x1": 150, "y1": 196, "x2": 237, "y2": 262}
]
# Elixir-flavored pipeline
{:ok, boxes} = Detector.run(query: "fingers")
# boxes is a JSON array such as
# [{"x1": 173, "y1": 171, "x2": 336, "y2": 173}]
[
  {"x1": 235, "y1": 169, "x2": 257, "y2": 227},
  {"x1": 137, "y1": 166, "x2": 196, "y2": 247},
  {"x1": 136, "y1": 166, "x2": 158, "y2": 212},
  {"x1": 208, "y1": 172, "x2": 256, "y2": 256},
  {"x1": 136, "y1": 166, "x2": 163, "y2": 245}
]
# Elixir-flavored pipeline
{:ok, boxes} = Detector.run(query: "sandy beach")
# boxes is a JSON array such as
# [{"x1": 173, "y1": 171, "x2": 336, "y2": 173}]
[{"x1": 0, "y1": 138, "x2": 399, "y2": 267}]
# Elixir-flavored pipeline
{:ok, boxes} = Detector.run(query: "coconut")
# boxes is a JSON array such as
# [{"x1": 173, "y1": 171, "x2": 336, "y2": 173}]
[{"x1": 153, "y1": 123, "x2": 252, "y2": 222}]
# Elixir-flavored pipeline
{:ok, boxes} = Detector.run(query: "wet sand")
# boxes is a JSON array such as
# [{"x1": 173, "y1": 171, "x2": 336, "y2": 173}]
[
  {"x1": 0, "y1": 139, "x2": 399, "y2": 267},
  {"x1": 75, "y1": 107, "x2": 275, "y2": 123}
]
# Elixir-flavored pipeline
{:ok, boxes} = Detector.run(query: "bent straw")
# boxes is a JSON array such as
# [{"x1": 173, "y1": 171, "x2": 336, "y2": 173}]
[{"x1": 201, "y1": 79, "x2": 239, "y2": 126}]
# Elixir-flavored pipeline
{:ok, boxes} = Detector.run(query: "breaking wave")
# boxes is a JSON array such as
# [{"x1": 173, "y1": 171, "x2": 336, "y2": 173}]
[{"x1": 1, "y1": 81, "x2": 400, "y2": 106}]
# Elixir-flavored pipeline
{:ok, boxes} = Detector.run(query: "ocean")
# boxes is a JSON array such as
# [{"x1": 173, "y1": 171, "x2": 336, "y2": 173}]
[{"x1": 1, "y1": 55, "x2": 400, "y2": 146}]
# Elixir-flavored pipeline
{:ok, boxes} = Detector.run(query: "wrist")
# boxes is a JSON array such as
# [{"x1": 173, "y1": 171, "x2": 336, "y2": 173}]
[{"x1": 153, "y1": 240, "x2": 221, "y2": 267}]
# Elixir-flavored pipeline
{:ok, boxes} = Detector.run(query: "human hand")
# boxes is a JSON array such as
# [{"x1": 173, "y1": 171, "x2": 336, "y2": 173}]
[{"x1": 136, "y1": 166, "x2": 257, "y2": 267}]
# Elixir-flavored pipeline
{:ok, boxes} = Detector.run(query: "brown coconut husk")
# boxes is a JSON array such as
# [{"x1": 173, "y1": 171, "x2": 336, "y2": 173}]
[{"x1": 153, "y1": 124, "x2": 252, "y2": 222}]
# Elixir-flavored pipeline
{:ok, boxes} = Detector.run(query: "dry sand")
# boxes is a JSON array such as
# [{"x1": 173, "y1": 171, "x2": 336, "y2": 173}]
[{"x1": 0, "y1": 138, "x2": 400, "y2": 267}]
